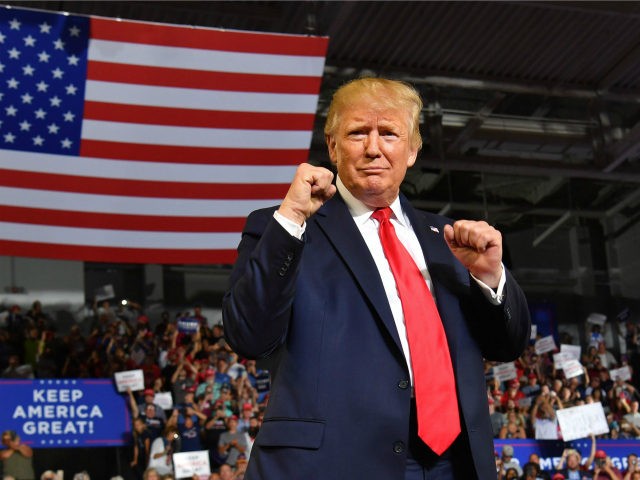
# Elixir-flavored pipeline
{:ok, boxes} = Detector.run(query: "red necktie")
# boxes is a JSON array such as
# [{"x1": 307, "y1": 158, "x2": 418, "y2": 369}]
[{"x1": 371, "y1": 207, "x2": 460, "y2": 455}]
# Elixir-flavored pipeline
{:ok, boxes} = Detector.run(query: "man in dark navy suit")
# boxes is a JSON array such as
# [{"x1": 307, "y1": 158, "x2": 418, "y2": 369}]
[{"x1": 223, "y1": 77, "x2": 530, "y2": 479}]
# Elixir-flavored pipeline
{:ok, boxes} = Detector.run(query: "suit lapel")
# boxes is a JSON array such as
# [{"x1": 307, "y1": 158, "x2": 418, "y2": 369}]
[{"x1": 312, "y1": 195, "x2": 405, "y2": 354}]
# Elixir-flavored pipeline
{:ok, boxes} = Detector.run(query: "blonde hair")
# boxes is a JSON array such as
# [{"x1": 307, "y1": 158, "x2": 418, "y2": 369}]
[{"x1": 324, "y1": 77, "x2": 423, "y2": 151}]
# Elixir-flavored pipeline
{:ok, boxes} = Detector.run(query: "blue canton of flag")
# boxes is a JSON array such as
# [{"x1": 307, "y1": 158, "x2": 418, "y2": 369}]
[{"x1": 0, "y1": 7, "x2": 88, "y2": 155}]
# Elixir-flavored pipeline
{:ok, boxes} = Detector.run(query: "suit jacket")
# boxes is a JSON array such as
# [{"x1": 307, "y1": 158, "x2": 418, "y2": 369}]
[{"x1": 222, "y1": 192, "x2": 530, "y2": 480}]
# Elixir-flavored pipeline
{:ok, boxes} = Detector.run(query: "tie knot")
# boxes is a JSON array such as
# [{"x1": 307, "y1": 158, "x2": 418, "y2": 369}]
[{"x1": 371, "y1": 207, "x2": 392, "y2": 223}]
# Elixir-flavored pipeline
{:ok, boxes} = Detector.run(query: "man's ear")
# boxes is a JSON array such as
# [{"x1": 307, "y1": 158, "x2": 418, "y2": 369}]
[
  {"x1": 406, "y1": 147, "x2": 418, "y2": 168},
  {"x1": 326, "y1": 134, "x2": 338, "y2": 165}
]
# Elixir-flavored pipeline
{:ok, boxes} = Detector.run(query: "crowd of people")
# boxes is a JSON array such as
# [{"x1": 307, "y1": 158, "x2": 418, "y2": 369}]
[
  {"x1": 0, "y1": 300, "x2": 269, "y2": 480},
  {"x1": 1, "y1": 299, "x2": 639, "y2": 479},
  {"x1": 487, "y1": 322, "x2": 640, "y2": 443}
]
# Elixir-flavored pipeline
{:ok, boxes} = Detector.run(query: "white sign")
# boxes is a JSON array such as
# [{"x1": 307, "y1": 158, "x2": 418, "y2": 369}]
[
  {"x1": 556, "y1": 402, "x2": 609, "y2": 441},
  {"x1": 553, "y1": 352, "x2": 573, "y2": 369},
  {"x1": 609, "y1": 365, "x2": 632, "y2": 382},
  {"x1": 94, "y1": 284, "x2": 115, "y2": 302},
  {"x1": 154, "y1": 391, "x2": 173, "y2": 411},
  {"x1": 493, "y1": 362, "x2": 517, "y2": 382},
  {"x1": 561, "y1": 344, "x2": 581, "y2": 361},
  {"x1": 535, "y1": 335, "x2": 557, "y2": 355},
  {"x1": 114, "y1": 369, "x2": 144, "y2": 393},
  {"x1": 530, "y1": 324, "x2": 537, "y2": 340},
  {"x1": 587, "y1": 312, "x2": 607, "y2": 326},
  {"x1": 518, "y1": 396, "x2": 533, "y2": 409},
  {"x1": 173, "y1": 450, "x2": 211, "y2": 478},
  {"x1": 562, "y1": 359, "x2": 584, "y2": 379}
]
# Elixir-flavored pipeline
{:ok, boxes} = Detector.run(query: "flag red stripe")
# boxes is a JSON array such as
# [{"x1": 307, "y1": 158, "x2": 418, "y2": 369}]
[
  {"x1": 83, "y1": 101, "x2": 315, "y2": 130},
  {"x1": 87, "y1": 61, "x2": 323, "y2": 94},
  {"x1": 0, "y1": 169, "x2": 289, "y2": 200},
  {"x1": 0, "y1": 206, "x2": 247, "y2": 232},
  {"x1": 0, "y1": 240, "x2": 237, "y2": 264},
  {"x1": 90, "y1": 17, "x2": 329, "y2": 56},
  {"x1": 79, "y1": 140, "x2": 308, "y2": 165}
]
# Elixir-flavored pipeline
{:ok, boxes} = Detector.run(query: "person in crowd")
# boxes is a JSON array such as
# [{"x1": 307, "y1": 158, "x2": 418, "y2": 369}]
[
  {"x1": 531, "y1": 391, "x2": 561, "y2": 439},
  {"x1": 222, "y1": 76, "x2": 530, "y2": 479},
  {"x1": 0, "y1": 430, "x2": 35, "y2": 480},
  {"x1": 217, "y1": 415, "x2": 248, "y2": 468},
  {"x1": 142, "y1": 468, "x2": 160, "y2": 480},
  {"x1": 39, "y1": 471, "x2": 57, "y2": 480},
  {"x1": 129, "y1": 391, "x2": 165, "y2": 441},
  {"x1": 203, "y1": 406, "x2": 230, "y2": 469},
  {"x1": 130, "y1": 417, "x2": 152, "y2": 480},
  {"x1": 217, "y1": 465, "x2": 234, "y2": 480},
  {"x1": 488, "y1": 396, "x2": 506, "y2": 437},
  {"x1": 623, "y1": 453, "x2": 639, "y2": 480},
  {"x1": 500, "y1": 445, "x2": 523, "y2": 478},
  {"x1": 591, "y1": 449, "x2": 623, "y2": 480},
  {"x1": 556, "y1": 436, "x2": 596, "y2": 480},
  {"x1": 147, "y1": 426, "x2": 179, "y2": 476},
  {"x1": 624, "y1": 401, "x2": 640, "y2": 431}
]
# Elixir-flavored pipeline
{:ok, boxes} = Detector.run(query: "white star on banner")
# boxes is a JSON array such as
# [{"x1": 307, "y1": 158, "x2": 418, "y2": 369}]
[
  {"x1": 39, "y1": 22, "x2": 51, "y2": 34},
  {"x1": 50, "y1": 96, "x2": 62, "y2": 107},
  {"x1": 63, "y1": 111, "x2": 75, "y2": 122},
  {"x1": 9, "y1": 18, "x2": 21, "y2": 30},
  {"x1": 4, "y1": 132, "x2": 16, "y2": 143},
  {"x1": 8, "y1": 47, "x2": 20, "y2": 59},
  {"x1": 53, "y1": 38, "x2": 64, "y2": 50},
  {"x1": 34, "y1": 108, "x2": 46, "y2": 119},
  {"x1": 23, "y1": 34, "x2": 36, "y2": 46},
  {"x1": 7, "y1": 78, "x2": 19, "y2": 89},
  {"x1": 36, "y1": 81, "x2": 48, "y2": 92},
  {"x1": 52, "y1": 67, "x2": 64, "y2": 79},
  {"x1": 19, "y1": 120, "x2": 31, "y2": 131},
  {"x1": 48, "y1": 123, "x2": 60, "y2": 134},
  {"x1": 21, "y1": 93, "x2": 33, "y2": 104},
  {"x1": 38, "y1": 50, "x2": 50, "y2": 62},
  {"x1": 5, "y1": 105, "x2": 17, "y2": 116},
  {"x1": 69, "y1": 25, "x2": 80, "y2": 36},
  {"x1": 61, "y1": 138, "x2": 72, "y2": 148},
  {"x1": 67, "y1": 54, "x2": 79, "y2": 66},
  {"x1": 22, "y1": 64, "x2": 34, "y2": 75},
  {"x1": 65, "y1": 84, "x2": 77, "y2": 95},
  {"x1": 33, "y1": 135, "x2": 44, "y2": 146}
]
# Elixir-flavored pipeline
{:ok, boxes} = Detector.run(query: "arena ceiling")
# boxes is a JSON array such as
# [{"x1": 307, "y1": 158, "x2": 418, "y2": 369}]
[{"x1": 6, "y1": 1, "x2": 640, "y2": 242}]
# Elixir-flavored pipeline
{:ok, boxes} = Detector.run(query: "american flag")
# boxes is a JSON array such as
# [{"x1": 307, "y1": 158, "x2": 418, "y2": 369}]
[{"x1": 0, "y1": 6, "x2": 328, "y2": 264}]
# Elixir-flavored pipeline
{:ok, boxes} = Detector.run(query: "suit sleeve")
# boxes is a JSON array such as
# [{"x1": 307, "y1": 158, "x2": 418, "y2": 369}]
[
  {"x1": 468, "y1": 268, "x2": 531, "y2": 362},
  {"x1": 222, "y1": 209, "x2": 305, "y2": 359}
]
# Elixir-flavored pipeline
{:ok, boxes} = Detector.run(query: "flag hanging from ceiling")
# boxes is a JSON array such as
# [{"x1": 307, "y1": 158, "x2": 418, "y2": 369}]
[{"x1": 0, "y1": 6, "x2": 328, "y2": 264}]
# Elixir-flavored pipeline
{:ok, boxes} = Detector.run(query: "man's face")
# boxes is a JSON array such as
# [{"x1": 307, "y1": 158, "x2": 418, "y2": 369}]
[{"x1": 327, "y1": 99, "x2": 417, "y2": 209}]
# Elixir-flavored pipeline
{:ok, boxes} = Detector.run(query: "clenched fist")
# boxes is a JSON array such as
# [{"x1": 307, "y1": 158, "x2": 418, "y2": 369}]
[{"x1": 278, "y1": 163, "x2": 337, "y2": 225}]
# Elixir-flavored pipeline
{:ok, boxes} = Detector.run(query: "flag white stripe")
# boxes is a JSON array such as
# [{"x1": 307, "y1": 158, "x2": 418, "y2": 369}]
[
  {"x1": 88, "y1": 39, "x2": 326, "y2": 77},
  {"x1": 85, "y1": 80, "x2": 319, "y2": 114},
  {"x1": 0, "y1": 187, "x2": 278, "y2": 217},
  {"x1": 0, "y1": 151, "x2": 298, "y2": 183},
  {"x1": 81, "y1": 119, "x2": 313, "y2": 149},
  {"x1": 1, "y1": 222, "x2": 241, "y2": 249}
]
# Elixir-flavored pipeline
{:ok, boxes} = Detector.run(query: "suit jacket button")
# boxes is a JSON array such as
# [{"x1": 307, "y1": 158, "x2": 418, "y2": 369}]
[
  {"x1": 393, "y1": 441, "x2": 405, "y2": 454},
  {"x1": 398, "y1": 380, "x2": 409, "y2": 389},
  {"x1": 278, "y1": 267, "x2": 287, "y2": 277}
]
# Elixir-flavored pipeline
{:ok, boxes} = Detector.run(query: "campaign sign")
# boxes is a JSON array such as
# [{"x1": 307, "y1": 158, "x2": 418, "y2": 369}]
[
  {"x1": 556, "y1": 402, "x2": 609, "y2": 442},
  {"x1": 173, "y1": 450, "x2": 211, "y2": 478},
  {"x1": 0, "y1": 379, "x2": 130, "y2": 448},
  {"x1": 178, "y1": 317, "x2": 200, "y2": 334},
  {"x1": 114, "y1": 369, "x2": 144, "y2": 393},
  {"x1": 493, "y1": 362, "x2": 517, "y2": 382},
  {"x1": 535, "y1": 335, "x2": 557, "y2": 355}
]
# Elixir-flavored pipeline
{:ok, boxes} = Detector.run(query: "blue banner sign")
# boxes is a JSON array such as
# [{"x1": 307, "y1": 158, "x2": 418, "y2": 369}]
[
  {"x1": 0, "y1": 379, "x2": 130, "y2": 448},
  {"x1": 177, "y1": 317, "x2": 200, "y2": 334},
  {"x1": 495, "y1": 439, "x2": 640, "y2": 472}
]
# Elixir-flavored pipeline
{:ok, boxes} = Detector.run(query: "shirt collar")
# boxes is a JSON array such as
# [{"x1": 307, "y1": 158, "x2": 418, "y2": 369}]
[{"x1": 336, "y1": 175, "x2": 405, "y2": 227}]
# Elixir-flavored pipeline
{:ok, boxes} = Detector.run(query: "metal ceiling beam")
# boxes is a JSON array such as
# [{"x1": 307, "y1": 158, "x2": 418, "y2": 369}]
[
  {"x1": 420, "y1": 156, "x2": 640, "y2": 184},
  {"x1": 604, "y1": 120, "x2": 640, "y2": 173},
  {"x1": 400, "y1": 75, "x2": 640, "y2": 103},
  {"x1": 598, "y1": 41, "x2": 640, "y2": 90},
  {"x1": 446, "y1": 92, "x2": 507, "y2": 155},
  {"x1": 532, "y1": 211, "x2": 572, "y2": 247}
]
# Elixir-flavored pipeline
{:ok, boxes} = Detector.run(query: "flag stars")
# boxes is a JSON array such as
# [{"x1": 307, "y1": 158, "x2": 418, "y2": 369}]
[
  {"x1": 65, "y1": 84, "x2": 77, "y2": 95},
  {"x1": 67, "y1": 54, "x2": 80, "y2": 66},
  {"x1": 68, "y1": 25, "x2": 81, "y2": 37},
  {"x1": 21, "y1": 92, "x2": 34, "y2": 104},
  {"x1": 52, "y1": 67, "x2": 64, "y2": 79},
  {"x1": 0, "y1": 32, "x2": 6, "y2": 43},
  {"x1": 0, "y1": 62, "x2": 5, "y2": 74},
  {"x1": 4, "y1": 132, "x2": 16, "y2": 143},
  {"x1": 53, "y1": 39, "x2": 65, "y2": 50},
  {"x1": 33, "y1": 135, "x2": 45, "y2": 146},
  {"x1": 19, "y1": 120, "x2": 31, "y2": 131},
  {"x1": 63, "y1": 111, "x2": 75, "y2": 122},
  {"x1": 9, "y1": 18, "x2": 21, "y2": 30},
  {"x1": 8, "y1": 47, "x2": 20, "y2": 59},
  {"x1": 7, "y1": 78, "x2": 19, "y2": 89},
  {"x1": 22, "y1": 64, "x2": 35, "y2": 76},
  {"x1": 50, "y1": 96, "x2": 62, "y2": 107},
  {"x1": 34, "y1": 108, "x2": 47, "y2": 119},
  {"x1": 5, "y1": 105, "x2": 18, "y2": 117},
  {"x1": 36, "y1": 81, "x2": 49, "y2": 92},
  {"x1": 48, "y1": 123, "x2": 60, "y2": 134},
  {"x1": 23, "y1": 35, "x2": 36, "y2": 47},
  {"x1": 61, "y1": 138, "x2": 72, "y2": 149},
  {"x1": 38, "y1": 51, "x2": 50, "y2": 63},
  {"x1": 39, "y1": 22, "x2": 52, "y2": 34}
]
